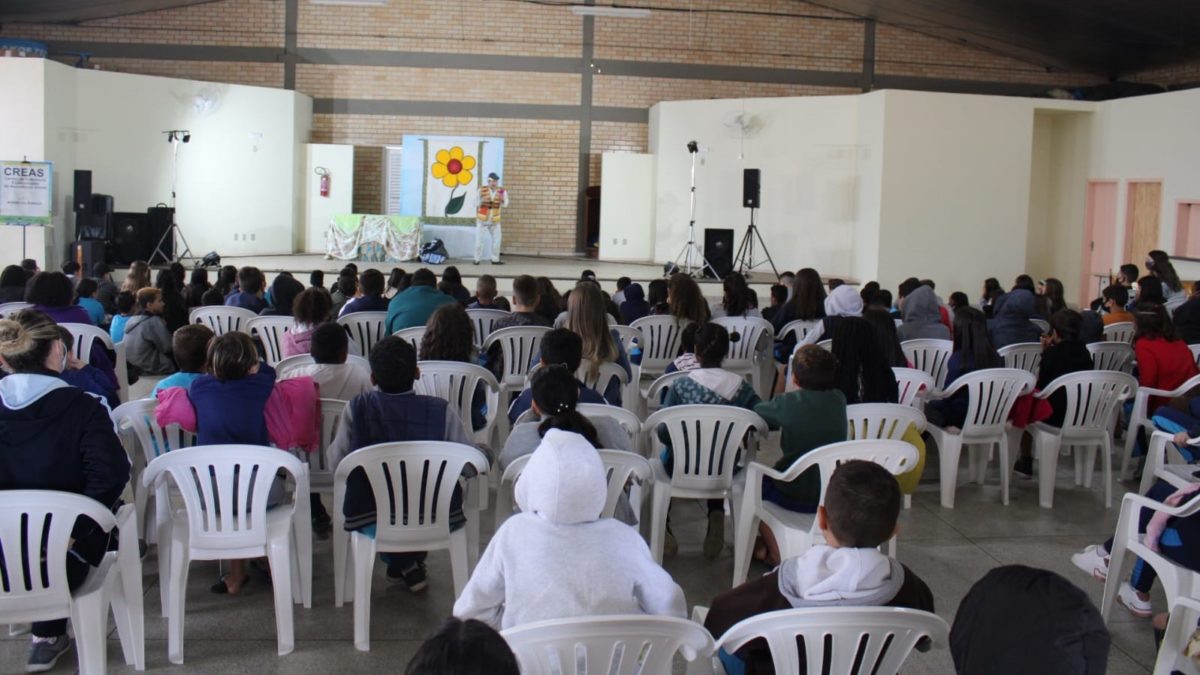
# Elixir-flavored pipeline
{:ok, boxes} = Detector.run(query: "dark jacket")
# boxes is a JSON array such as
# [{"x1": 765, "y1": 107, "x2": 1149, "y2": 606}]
[
  {"x1": 988, "y1": 290, "x2": 1043, "y2": 349},
  {"x1": 619, "y1": 283, "x2": 650, "y2": 325},
  {"x1": 1037, "y1": 340, "x2": 1093, "y2": 427},
  {"x1": 339, "y1": 294, "x2": 391, "y2": 317},
  {"x1": 385, "y1": 285, "x2": 456, "y2": 333},
  {"x1": 261, "y1": 275, "x2": 304, "y2": 317},
  {"x1": 1174, "y1": 295, "x2": 1200, "y2": 345}
]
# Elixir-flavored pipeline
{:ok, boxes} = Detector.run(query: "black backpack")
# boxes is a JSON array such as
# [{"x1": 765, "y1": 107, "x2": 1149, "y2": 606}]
[{"x1": 419, "y1": 239, "x2": 449, "y2": 265}]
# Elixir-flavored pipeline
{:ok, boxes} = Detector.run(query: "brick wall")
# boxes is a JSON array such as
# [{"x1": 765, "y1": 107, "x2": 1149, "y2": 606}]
[
  {"x1": 1127, "y1": 60, "x2": 1200, "y2": 88},
  {"x1": 2, "y1": 0, "x2": 1116, "y2": 256}
]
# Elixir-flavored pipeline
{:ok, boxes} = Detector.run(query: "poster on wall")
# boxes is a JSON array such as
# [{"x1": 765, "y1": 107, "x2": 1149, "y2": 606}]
[
  {"x1": 0, "y1": 160, "x2": 53, "y2": 225},
  {"x1": 398, "y1": 136, "x2": 505, "y2": 225}
]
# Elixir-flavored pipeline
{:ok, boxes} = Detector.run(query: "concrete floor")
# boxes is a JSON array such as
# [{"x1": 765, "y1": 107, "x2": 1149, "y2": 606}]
[{"x1": 0, "y1": 437, "x2": 1164, "y2": 674}]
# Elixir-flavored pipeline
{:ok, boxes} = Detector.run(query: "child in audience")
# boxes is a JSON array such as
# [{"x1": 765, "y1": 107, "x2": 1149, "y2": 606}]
[
  {"x1": 261, "y1": 274, "x2": 304, "y2": 318},
  {"x1": 109, "y1": 291, "x2": 136, "y2": 343},
  {"x1": 534, "y1": 277, "x2": 563, "y2": 324},
  {"x1": 123, "y1": 287, "x2": 175, "y2": 375},
  {"x1": 330, "y1": 268, "x2": 358, "y2": 317},
  {"x1": 224, "y1": 266, "x2": 267, "y2": 313},
  {"x1": 796, "y1": 283, "x2": 862, "y2": 347},
  {"x1": 55, "y1": 326, "x2": 119, "y2": 408},
  {"x1": 1100, "y1": 284, "x2": 1133, "y2": 325},
  {"x1": 830, "y1": 316, "x2": 899, "y2": 404},
  {"x1": 665, "y1": 322, "x2": 701, "y2": 374},
  {"x1": 338, "y1": 268, "x2": 389, "y2": 316},
  {"x1": 438, "y1": 265, "x2": 471, "y2": 305},
  {"x1": 454, "y1": 425, "x2": 686, "y2": 629},
  {"x1": 279, "y1": 322, "x2": 372, "y2": 400},
  {"x1": 155, "y1": 331, "x2": 319, "y2": 595},
  {"x1": 386, "y1": 268, "x2": 455, "y2": 333},
  {"x1": 770, "y1": 268, "x2": 825, "y2": 335},
  {"x1": 667, "y1": 273, "x2": 711, "y2": 325},
  {"x1": 563, "y1": 282, "x2": 631, "y2": 405},
  {"x1": 74, "y1": 278, "x2": 106, "y2": 326},
  {"x1": 705, "y1": 461, "x2": 934, "y2": 675},
  {"x1": 282, "y1": 288, "x2": 334, "y2": 359},
  {"x1": 201, "y1": 265, "x2": 237, "y2": 306},
  {"x1": 618, "y1": 282, "x2": 650, "y2": 325},
  {"x1": 468, "y1": 274, "x2": 507, "y2": 310},
  {"x1": 988, "y1": 287, "x2": 1043, "y2": 347},
  {"x1": 864, "y1": 307, "x2": 907, "y2": 367},
  {"x1": 1133, "y1": 302, "x2": 1198, "y2": 412},
  {"x1": 492, "y1": 275, "x2": 548, "y2": 330},
  {"x1": 420, "y1": 303, "x2": 487, "y2": 431},
  {"x1": 613, "y1": 276, "x2": 631, "y2": 306},
  {"x1": 897, "y1": 281, "x2": 950, "y2": 341},
  {"x1": 761, "y1": 283, "x2": 787, "y2": 323},
  {"x1": 647, "y1": 278, "x2": 669, "y2": 315},
  {"x1": 327, "y1": 337, "x2": 474, "y2": 591},
  {"x1": 948, "y1": 291, "x2": 970, "y2": 311},
  {"x1": 152, "y1": 324, "x2": 215, "y2": 397},
  {"x1": 507, "y1": 328, "x2": 606, "y2": 425},
  {"x1": 404, "y1": 618, "x2": 519, "y2": 675},
  {"x1": 927, "y1": 306, "x2": 1002, "y2": 428},
  {"x1": 751, "y1": 345, "x2": 847, "y2": 564},
  {"x1": 712, "y1": 273, "x2": 761, "y2": 319}
]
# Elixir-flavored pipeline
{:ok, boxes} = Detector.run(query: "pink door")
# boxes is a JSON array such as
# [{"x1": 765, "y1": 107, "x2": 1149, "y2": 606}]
[
  {"x1": 1080, "y1": 181, "x2": 1118, "y2": 306},
  {"x1": 1175, "y1": 201, "x2": 1200, "y2": 258}
]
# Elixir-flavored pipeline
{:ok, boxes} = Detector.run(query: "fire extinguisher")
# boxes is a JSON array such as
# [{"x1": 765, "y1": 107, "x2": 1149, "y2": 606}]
[{"x1": 315, "y1": 167, "x2": 330, "y2": 197}]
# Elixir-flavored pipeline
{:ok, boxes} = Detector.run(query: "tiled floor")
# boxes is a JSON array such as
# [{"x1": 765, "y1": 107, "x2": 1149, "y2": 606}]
[{"x1": 0, "y1": 441, "x2": 1165, "y2": 674}]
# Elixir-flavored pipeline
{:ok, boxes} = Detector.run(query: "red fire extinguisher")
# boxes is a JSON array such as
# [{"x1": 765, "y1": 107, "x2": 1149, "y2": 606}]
[{"x1": 316, "y1": 167, "x2": 331, "y2": 197}]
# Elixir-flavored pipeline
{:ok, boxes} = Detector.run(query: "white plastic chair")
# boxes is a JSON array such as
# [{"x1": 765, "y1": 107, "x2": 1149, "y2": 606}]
[
  {"x1": 332, "y1": 441, "x2": 488, "y2": 650},
  {"x1": 777, "y1": 319, "x2": 822, "y2": 345},
  {"x1": 613, "y1": 324, "x2": 641, "y2": 354},
  {"x1": 494, "y1": 449, "x2": 653, "y2": 529},
  {"x1": 731, "y1": 439, "x2": 918, "y2": 586},
  {"x1": 579, "y1": 402, "x2": 645, "y2": 456},
  {"x1": 275, "y1": 353, "x2": 371, "y2": 380},
  {"x1": 1192, "y1": 344, "x2": 1200, "y2": 370},
  {"x1": 503, "y1": 614, "x2": 713, "y2": 675},
  {"x1": 816, "y1": 339, "x2": 833, "y2": 351},
  {"x1": 578, "y1": 360, "x2": 631, "y2": 404},
  {"x1": 1122, "y1": 374, "x2": 1200, "y2": 481},
  {"x1": 0, "y1": 301, "x2": 32, "y2": 317},
  {"x1": 141, "y1": 445, "x2": 311, "y2": 663},
  {"x1": 644, "y1": 371, "x2": 689, "y2": 417},
  {"x1": 846, "y1": 403, "x2": 926, "y2": 510},
  {"x1": 293, "y1": 399, "x2": 346, "y2": 499},
  {"x1": 713, "y1": 316, "x2": 774, "y2": 397},
  {"x1": 925, "y1": 368, "x2": 1036, "y2": 508},
  {"x1": 1101, "y1": 491, "x2": 1200, "y2": 631},
  {"x1": 900, "y1": 339, "x2": 954, "y2": 391},
  {"x1": 707, "y1": 606, "x2": 949, "y2": 675},
  {"x1": 62, "y1": 322, "x2": 130, "y2": 403},
  {"x1": 1142, "y1": 430, "x2": 1200, "y2": 494},
  {"x1": 483, "y1": 325, "x2": 551, "y2": 395},
  {"x1": 465, "y1": 308, "x2": 509, "y2": 347},
  {"x1": 188, "y1": 306, "x2": 256, "y2": 335},
  {"x1": 1153, "y1": 596, "x2": 1200, "y2": 675},
  {"x1": 394, "y1": 325, "x2": 426, "y2": 352},
  {"x1": 631, "y1": 315, "x2": 692, "y2": 380},
  {"x1": 413, "y1": 360, "x2": 502, "y2": 445},
  {"x1": 643, "y1": 405, "x2": 768, "y2": 563},
  {"x1": 1015, "y1": 371, "x2": 1136, "y2": 508},
  {"x1": 893, "y1": 367, "x2": 935, "y2": 408},
  {"x1": 337, "y1": 311, "x2": 387, "y2": 356},
  {"x1": 998, "y1": 342, "x2": 1043, "y2": 375},
  {"x1": 246, "y1": 315, "x2": 294, "y2": 367},
  {"x1": 1030, "y1": 318, "x2": 1050, "y2": 335},
  {"x1": 0, "y1": 492, "x2": 144, "y2": 673},
  {"x1": 1088, "y1": 342, "x2": 1135, "y2": 373},
  {"x1": 1104, "y1": 321, "x2": 1135, "y2": 343}
]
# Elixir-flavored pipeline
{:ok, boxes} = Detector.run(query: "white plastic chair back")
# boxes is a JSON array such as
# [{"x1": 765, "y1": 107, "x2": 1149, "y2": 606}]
[
  {"x1": 816, "y1": 339, "x2": 833, "y2": 351},
  {"x1": 900, "y1": 339, "x2": 953, "y2": 390},
  {"x1": 947, "y1": 368, "x2": 1036, "y2": 439},
  {"x1": 189, "y1": 305, "x2": 256, "y2": 335},
  {"x1": 645, "y1": 370, "x2": 689, "y2": 414},
  {"x1": 393, "y1": 325, "x2": 426, "y2": 352},
  {"x1": 1088, "y1": 342, "x2": 1135, "y2": 372},
  {"x1": 111, "y1": 398, "x2": 196, "y2": 464},
  {"x1": 631, "y1": 315, "x2": 691, "y2": 377},
  {"x1": 502, "y1": 615, "x2": 713, "y2": 675},
  {"x1": 1154, "y1": 596, "x2": 1200, "y2": 675},
  {"x1": 337, "y1": 311, "x2": 387, "y2": 356},
  {"x1": 0, "y1": 301, "x2": 32, "y2": 317},
  {"x1": 141, "y1": 445, "x2": 306, "y2": 551},
  {"x1": 62, "y1": 321, "x2": 130, "y2": 402},
  {"x1": 644, "y1": 405, "x2": 767, "y2": 494},
  {"x1": 1190, "y1": 343, "x2": 1200, "y2": 370},
  {"x1": 1103, "y1": 321, "x2": 1135, "y2": 343},
  {"x1": 413, "y1": 361, "x2": 502, "y2": 443},
  {"x1": 465, "y1": 308, "x2": 509, "y2": 347},
  {"x1": 577, "y1": 360, "x2": 630, "y2": 397},
  {"x1": 1044, "y1": 370, "x2": 1136, "y2": 436},
  {"x1": 847, "y1": 403, "x2": 926, "y2": 440},
  {"x1": 612, "y1": 324, "x2": 641, "y2": 354},
  {"x1": 712, "y1": 607, "x2": 948, "y2": 675},
  {"x1": 893, "y1": 367, "x2": 934, "y2": 407},
  {"x1": 298, "y1": 399, "x2": 346, "y2": 491},
  {"x1": 778, "y1": 319, "x2": 822, "y2": 345},
  {"x1": 484, "y1": 326, "x2": 551, "y2": 391},
  {"x1": 713, "y1": 316, "x2": 773, "y2": 370},
  {"x1": 275, "y1": 353, "x2": 370, "y2": 380},
  {"x1": 246, "y1": 315, "x2": 294, "y2": 367},
  {"x1": 1030, "y1": 318, "x2": 1050, "y2": 335},
  {"x1": 496, "y1": 450, "x2": 653, "y2": 527},
  {"x1": 772, "y1": 439, "x2": 916, "y2": 510},
  {"x1": 998, "y1": 342, "x2": 1043, "y2": 375},
  {"x1": 577, "y1": 403, "x2": 643, "y2": 454}
]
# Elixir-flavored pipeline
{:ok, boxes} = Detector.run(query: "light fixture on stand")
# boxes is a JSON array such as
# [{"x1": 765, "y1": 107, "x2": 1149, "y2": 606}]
[
  {"x1": 670, "y1": 140, "x2": 718, "y2": 279},
  {"x1": 151, "y1": 130, "x2": 197, "y2": 266}
]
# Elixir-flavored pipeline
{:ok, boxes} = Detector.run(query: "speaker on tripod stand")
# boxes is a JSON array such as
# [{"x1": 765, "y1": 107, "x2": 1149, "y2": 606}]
[{"x1": 732, "y1": 168, "x2": 778, "y2": 279}]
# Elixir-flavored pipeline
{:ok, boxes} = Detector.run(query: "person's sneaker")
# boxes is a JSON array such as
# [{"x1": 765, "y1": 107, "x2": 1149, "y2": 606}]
[
  {"x1": 1013, "y1": 456, "x2": 1034, "y2": 479},
  {"x1": 703, "y1": 511, "x2": 725, "y2": 560},
  {"x1": 26, "y1": 636, "x2": 71, "y2": 673},
  {"x1": 387, "y1": 560, "x2": 428, "y2": 593},
  {"x1": 1071, "y1": 544, "x2": 1110, "y2": 581},
  {"x1": 1118, "y1": 581, "x2": 1153, "y2": 618},
  {"x1": 312, "y1": 512, "x2": 332, "y2": 539}
]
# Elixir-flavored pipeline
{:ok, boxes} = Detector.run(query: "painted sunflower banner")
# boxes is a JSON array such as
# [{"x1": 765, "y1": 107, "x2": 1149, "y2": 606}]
[{"x1": 398, "y1": 135, "x2": 506, "y2": 225}]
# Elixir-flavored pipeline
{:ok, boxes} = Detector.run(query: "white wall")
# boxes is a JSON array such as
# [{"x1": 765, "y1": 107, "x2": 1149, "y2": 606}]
[
  {"x1": 0, "y1": 59, "x2": 50, "y2": 266},
  {"x1": 303, "y1": 144, "x2": 354, "y2": 253},
  {"x1": 598, "y1": 152, "x2": 656, "y2": 262}
]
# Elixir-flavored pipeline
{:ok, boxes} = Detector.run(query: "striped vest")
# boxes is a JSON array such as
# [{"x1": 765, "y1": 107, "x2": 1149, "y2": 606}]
[{"x1": 477, "y1": 186, "x2": 502, "y2": 222}]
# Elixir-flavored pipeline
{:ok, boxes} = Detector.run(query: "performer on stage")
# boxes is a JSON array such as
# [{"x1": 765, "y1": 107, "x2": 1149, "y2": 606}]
[{"x1": 474, "y1": 172, "x2": 509, "y2": 265}]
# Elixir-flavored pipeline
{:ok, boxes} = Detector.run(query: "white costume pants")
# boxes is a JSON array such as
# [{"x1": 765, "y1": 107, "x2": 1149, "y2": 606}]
[{"x1": 475, "y1": 219, "x2": 502, "y2": 262}]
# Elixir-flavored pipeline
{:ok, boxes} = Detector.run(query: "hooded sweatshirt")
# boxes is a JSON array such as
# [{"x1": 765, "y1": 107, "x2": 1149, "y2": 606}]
[
  {"x1": 123, "y1": 312, "x2": 175, "y2": 374},
  {"x1": 620, "y1": 283, "x2": 650, "y2": 325},
  {"x1": 799, "y1": 285, "x2": 863, "y2": 346},
  {"x1": 262, "y1": 275, "x2": 304, "y2": 317},
  {"x1": 898, "y1": 285, "x2": 951, "y2": 342},
  {"x1": 454, "y1": 429, "x2": 686, "y2": 629},
  {"x1": 987, "y1": 290, "x2": 1043, "y2": 349}
]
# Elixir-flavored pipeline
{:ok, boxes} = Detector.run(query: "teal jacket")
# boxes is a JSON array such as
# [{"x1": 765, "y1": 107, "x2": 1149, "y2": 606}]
[{"x1": 385, "y1": 285, "x2": 456, "y2": 334}]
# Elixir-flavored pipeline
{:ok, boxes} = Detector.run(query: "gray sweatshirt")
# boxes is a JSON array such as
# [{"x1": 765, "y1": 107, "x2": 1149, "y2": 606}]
[{"x1": 123, "y1": 314, "x2": 175, "y2": 374}]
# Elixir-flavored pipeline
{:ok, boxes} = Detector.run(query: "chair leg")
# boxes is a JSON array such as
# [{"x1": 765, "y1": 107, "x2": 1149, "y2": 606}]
[
  {"x1": 351, "y1": 534, "x2": 376, "y2": 652},
  {"x1": 70, "y1": 590, "x2": 108, "y2": 675},
  {"x1": 903, "y1": 494, "x2": 912, "y2": 509},
  {"x1": 155, "y1": 497, "x2": 171, "y2": 619},
  {"x1": 333, "y1": 526, "x2": 348, "y2": 607},
  {"x1": 998, "y1": 438, "x2": 1010, "y2": 506},
  {"x1": 730, "y1": 493, "x2": 758, "y2": 588},
  {"x1": 267, "y1": 538, "x2": 296, "y2": 656},
  {"x1": 1101, "y1": 437, "x2": 1113, "y2": 509},
  {"x1": 1120, "y1": 413, "x2": 1142, "y2": 481},
  {"x1": 450, "y1": 531, "x2": 470, "y2": 597},
  {"x1": 937, "y1": 435, "x2": 963, "y2": 509},
  {"x1": 115, "y1": 561, "x2": 146, "y2": 670},
  {"x1": 1035, "y1": 432, "x2": 1059, "y2": 509},
  {"x1": 293, "y1": 500, "x2": 313, "y2": 609},
  {"x1": 649, "y1": 483, "x2": 671, "y2": 563},
  {"x1": 166, "y1": 536, "x2": 189, "y2": 665},
  {"x1": 1081, "y1": 445, "x2": 1097, "y2": 489}
]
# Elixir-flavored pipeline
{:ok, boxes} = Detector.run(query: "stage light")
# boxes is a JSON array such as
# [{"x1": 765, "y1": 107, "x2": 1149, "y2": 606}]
[
  {"x1": 687, "y1": 140, "x2": 699, "y2": 154},
  {"x1": 182, "y1": 133, "x2": 191, "y2": 143}
]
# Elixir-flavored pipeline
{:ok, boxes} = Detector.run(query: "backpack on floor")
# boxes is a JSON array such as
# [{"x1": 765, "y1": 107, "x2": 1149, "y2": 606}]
[{"x1": 419, "y1": 238, "x2": 449, "y2": 265}]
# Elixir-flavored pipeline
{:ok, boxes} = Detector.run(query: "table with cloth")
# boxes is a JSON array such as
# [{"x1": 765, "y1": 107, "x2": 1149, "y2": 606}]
[{"x1": 324, "y1": 214, "x2": 421, "y2": 262}]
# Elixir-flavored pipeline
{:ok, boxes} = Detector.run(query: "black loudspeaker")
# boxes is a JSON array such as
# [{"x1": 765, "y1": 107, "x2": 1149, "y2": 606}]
[
  {"x1": 704, "y1": 228, "x2": 734, "y2": 279},
  {"x1": 147, "y1": 206, "x2": 175, "y2": 260},
  {"x1": 110, "y1": 212, "x2": 150, "y2": 265},
  {"x1": 742, "y1": 168, "x2": 761, "y2": 209},
  {"x1": 73, "y1": 170, "x2": 91, "y2": 213},
  {"x1": 77, "y1": 193, "x2": 113, "y2": 241},
  {"x1": 71, "y1": 240, "x2": 106, "y2": 274}
]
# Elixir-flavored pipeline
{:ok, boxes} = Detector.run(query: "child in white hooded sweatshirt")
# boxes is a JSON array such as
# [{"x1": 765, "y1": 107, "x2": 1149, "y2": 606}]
[{"x1": 453, "y1": 427, "x2": 686, "y2": 630}]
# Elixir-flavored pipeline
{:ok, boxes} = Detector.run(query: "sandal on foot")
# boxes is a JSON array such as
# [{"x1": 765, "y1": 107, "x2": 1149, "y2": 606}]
[{"x1": 210, "y1": 574, "x2": 249, "y2": 595}]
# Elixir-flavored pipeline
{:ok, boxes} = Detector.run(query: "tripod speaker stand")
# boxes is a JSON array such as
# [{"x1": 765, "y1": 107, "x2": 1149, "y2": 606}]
[
  {"x1": 671, "y1": 140, "x2": 718, "y2": 278},
  {"x1": 732, "y1": 207, "x2": 778, "y2": 279},
  {"x1": 150, "y1": 130, "x2": 196, "y2": 266}
]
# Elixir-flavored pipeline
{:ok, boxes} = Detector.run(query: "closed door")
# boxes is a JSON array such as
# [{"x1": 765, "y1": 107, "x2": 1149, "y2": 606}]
[
  {"x1": 1081, "y1": 181, "x2": 1117, "y2": 305},
  {"x1": 1125, "y1": 181, "x2": 1163, "y2": 263},
  {"x1": 1175, "y1": 201, "x2": 1200, "y2": 258}
]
